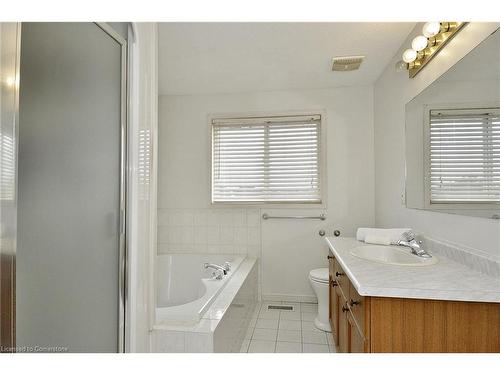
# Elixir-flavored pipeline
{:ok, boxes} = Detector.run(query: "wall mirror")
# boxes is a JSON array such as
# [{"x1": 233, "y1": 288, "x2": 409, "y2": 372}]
[{"x1": 405, "y1": 27, "x2": 500, "y2": 219}]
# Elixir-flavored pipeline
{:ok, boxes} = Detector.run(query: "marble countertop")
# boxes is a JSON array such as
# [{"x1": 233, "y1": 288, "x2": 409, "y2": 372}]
[{"x1": 325, "y1": 237, "x2": 500, "y2": 303}]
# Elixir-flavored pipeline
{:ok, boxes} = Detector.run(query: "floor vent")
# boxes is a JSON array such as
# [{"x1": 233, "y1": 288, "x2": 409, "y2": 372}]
[{"x1": 267, "y1": 305, "x2": 294, "y2": 311}]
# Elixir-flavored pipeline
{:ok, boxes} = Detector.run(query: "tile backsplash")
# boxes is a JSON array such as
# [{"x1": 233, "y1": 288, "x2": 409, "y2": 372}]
[
  {"x1": 157, "y1": 208, "x2": 261, "y2": 258},
  {"x1": 425, "y1": 236, "x2": 500, "y2": 278}
]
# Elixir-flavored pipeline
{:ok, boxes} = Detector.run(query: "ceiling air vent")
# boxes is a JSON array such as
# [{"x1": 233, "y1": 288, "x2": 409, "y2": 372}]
[{"x1": 331, "y1": 55, "x2": 365, "y2": 71}]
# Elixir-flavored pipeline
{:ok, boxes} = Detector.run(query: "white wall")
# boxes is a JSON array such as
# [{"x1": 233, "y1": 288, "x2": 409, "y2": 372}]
[
  {"x1": 374, "y1": 22, "x2": 500, "y2": 262},
  {"x1": 158, "y1": 86, "x2": 375, "y2": 300}
]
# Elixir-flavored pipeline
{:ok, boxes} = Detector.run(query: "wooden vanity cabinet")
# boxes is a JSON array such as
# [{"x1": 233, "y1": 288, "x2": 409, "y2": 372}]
[
  {"x1": 328, "y1": 254, "x2": 370, "y2": 353},
  {"x1": 327, "y1": 251, "x2": 500, "y2": 353}
]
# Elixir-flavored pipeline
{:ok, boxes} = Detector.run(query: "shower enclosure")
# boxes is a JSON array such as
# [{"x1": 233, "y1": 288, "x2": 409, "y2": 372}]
[{"x1": 0, "y1": 22, "x2": 128, "y2": 353}]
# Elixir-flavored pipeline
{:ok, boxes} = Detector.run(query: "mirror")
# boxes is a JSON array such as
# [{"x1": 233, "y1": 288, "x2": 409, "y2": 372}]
[{"x1": 405, "y1": 28, "x2": 500, "y2": 219}]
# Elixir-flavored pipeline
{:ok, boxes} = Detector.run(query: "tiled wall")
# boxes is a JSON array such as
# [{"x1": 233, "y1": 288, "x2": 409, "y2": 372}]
[{"x1": 157, "y1": 208, "x2": 261, "y2": 258}]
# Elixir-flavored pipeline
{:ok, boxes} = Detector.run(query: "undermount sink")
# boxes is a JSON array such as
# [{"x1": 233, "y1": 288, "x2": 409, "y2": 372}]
[{"x1": 350, "y1": 245, "x2": 438, "y2": 266}]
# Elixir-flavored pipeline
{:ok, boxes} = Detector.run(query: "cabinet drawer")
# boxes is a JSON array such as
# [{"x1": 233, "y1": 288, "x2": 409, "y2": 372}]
[{"x1": 348, "y1": 282, "x2": 366, "y2": 335}]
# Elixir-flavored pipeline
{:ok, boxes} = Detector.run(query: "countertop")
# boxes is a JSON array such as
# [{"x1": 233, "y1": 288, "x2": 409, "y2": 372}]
[{"x1": 325, "y1": 237, "x2": 500, "y2": 303}]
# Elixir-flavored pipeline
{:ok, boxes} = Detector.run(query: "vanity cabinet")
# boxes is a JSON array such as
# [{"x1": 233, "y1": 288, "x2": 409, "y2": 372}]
[
  {"x1": 328, "y1": 254, "x2": 370, "y2": 353},
  {"x1": 328, "y1": 251, "x2": 500, "y2": 353}
]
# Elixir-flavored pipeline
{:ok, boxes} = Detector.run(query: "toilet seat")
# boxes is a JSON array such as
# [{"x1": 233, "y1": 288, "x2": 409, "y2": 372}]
[{"x1": 309, "y1": 268, "x2": 329, "y2": 284}]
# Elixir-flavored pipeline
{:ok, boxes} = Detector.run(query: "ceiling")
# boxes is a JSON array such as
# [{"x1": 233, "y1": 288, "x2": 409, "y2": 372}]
[{"x1": 158, "y1": 23, "x2": 415, "y2": 95}]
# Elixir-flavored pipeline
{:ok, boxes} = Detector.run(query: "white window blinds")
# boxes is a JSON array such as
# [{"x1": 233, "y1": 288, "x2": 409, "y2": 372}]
[
  {"x1": 0, "y1": 129, "x2": 15, "y2": 201},
  {"x1": 429, "y1": 108, "x2": 500, "y2": 203},
  {"x1": 212, "y1": 115, "x2": 322, "y2": 203}
]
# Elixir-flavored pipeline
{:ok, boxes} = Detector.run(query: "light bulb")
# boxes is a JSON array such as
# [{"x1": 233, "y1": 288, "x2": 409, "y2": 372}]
[
  {"x1": 402, "y1": 49, "x2": 417, "y2": 63},
  {"x1": 395, "y1": 60, "x2": 407, "y2": 72},
  {"x1": 6, "y1": 76, "x2": 15, "y2": 87},
  {"x1": 412, "y1": 35, "x2": 429, "y2": 51},
  {"x1": 422, "y1": 22, "x2": 441, "y2": 38}
]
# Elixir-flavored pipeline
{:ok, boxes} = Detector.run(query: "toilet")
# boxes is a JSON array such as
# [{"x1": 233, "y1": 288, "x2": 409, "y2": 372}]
[{"x1": 309, "y1": 268, "x2": 332, "y2": 332}]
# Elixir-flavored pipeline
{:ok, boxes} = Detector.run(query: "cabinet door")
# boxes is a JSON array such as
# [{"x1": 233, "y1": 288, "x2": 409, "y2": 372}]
[
  {"x1": 337, "y1": 289, "x2": 349, "y2": 353},
  {"x1": 331, "y1": 281, "x2": 339, "y2": 346},
  {"x1": 329, "y1": 256, "x2": 339, "y2": 346},
  {"x1": 348, "y1": 312, "x2": 366, "y2": 353},
  {"x1": 349, "y1": 282, "x2": 366, "y2": 335},
  {"x1": 334, "y1": 259, "x2": 348, "y2": 298}
]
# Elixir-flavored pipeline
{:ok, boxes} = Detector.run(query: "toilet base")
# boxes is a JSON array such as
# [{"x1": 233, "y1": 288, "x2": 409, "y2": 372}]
[
  {"x1": 314, "y1": 317, "x2": 332, "y2": 332},
  {"x1": 309, "y1": 271, "x2": 332, "y2": 333}
]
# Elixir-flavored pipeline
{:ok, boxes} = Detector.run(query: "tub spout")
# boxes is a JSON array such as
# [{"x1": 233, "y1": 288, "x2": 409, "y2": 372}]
[{"x1": 204, "y1": 263, "x2": 227, "y2": 275}]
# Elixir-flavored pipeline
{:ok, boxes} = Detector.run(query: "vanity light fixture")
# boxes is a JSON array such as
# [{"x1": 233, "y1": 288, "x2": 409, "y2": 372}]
[{"x1": 397, "y1": 22, "x2": 467, "y2": 78}]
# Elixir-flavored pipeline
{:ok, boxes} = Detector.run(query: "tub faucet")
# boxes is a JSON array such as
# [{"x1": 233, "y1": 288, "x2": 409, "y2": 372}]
[
  {"x1": 396, "y1": 231, "x2": 432, "y2": 258},
  {"x1": 210, "y1": 269, "x2": 225, "y2": 280},
  {"x1": 204, "y1": 263, "x2": 228, "y2": 275}
]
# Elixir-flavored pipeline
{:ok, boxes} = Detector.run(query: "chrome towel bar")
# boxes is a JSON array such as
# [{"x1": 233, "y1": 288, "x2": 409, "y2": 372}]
[{"x1": 262, "y1": 213, "x2": 326, "y2": 221}]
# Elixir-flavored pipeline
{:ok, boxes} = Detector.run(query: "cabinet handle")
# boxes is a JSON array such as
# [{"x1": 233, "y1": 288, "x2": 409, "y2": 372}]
[
  {"x1": 349, "y1": 299, "x2": 360, "y2": 308},
  {"x1": 342, "y1": 305, "x2": 349, "y2": 313},
  {"x1": 327, "y1": 255, "x2": 333, "y2": 260},
  {"x1": 335, "y1": 271, "x2": 344, "y2": 277},
  {"x1": 330, "y1": 280, "x2": 338, "y2": 287}
]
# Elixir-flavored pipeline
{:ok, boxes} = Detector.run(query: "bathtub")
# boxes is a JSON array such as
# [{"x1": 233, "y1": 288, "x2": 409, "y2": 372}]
[
  {"x1": 153, "y1": 253, "x2": 258, "y2": 352},
  {"x1": 156, "y1": 254, "x2": 245, "y2": 323}
]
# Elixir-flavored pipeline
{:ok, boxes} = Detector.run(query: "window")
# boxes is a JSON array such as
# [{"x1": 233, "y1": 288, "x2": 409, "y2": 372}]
[
  {"x1": 427, "y1": 107, "x2": 500, "y2": 204},
  {"x1": 211, "y1": 114, "x2": 322, "y2": 204}
]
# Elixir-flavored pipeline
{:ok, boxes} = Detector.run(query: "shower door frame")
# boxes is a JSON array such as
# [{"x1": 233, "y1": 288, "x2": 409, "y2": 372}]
[
  {"x1": 94, "y1": 22, "x2": 129, "y2": 353},
  {"x1": 0, "y1": 22, "x2": 21, "y2": 354}
]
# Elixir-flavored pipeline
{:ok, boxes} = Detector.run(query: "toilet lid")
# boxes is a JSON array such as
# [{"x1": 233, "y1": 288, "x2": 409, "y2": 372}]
[{"x1": 309, "y1": 268, "x2": 329, "y2": 282}]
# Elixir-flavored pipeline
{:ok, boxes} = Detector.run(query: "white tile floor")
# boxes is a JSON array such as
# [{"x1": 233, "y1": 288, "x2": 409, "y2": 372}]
[{"x1": 240, "y1": 300, "x2": 336, "y2": 353}]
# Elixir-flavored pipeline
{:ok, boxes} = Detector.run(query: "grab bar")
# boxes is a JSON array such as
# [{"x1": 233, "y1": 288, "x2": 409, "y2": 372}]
[{"x1": 262, "y1": 213, "x2": 326, "y2": 221}]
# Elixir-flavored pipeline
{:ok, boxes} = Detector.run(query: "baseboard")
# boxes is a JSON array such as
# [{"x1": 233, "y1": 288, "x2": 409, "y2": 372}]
[{"x1": 262, "y1": 293, "x2": 317, "y2": 304}]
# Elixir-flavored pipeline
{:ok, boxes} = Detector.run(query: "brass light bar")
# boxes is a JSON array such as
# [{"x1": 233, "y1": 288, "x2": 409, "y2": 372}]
[{"x1": 406, "y1": 22, "x2": 467, "y2": 78}]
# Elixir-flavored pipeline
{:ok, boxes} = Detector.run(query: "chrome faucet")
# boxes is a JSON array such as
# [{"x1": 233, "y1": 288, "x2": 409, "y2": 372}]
[
  {"x1": 396, "y1": 231, "x2": 432, "y2": 258},
  {"x1": 209, "y1": 269, "x2": 225, "y2": 280},
  {"x1": 204, "y1": 263, "x2": 229, "y2": 275}
]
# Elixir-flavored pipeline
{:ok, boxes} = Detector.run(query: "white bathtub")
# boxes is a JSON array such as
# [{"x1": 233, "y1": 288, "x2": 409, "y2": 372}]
[{"x1": 156, "y1": 254, "x2": 245, "y2": 323}]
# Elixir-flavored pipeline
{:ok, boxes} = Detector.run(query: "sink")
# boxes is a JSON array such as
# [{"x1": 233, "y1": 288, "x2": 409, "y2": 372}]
[{"x1": 350, "y1": 245, "x2": 438, "y2": 266}]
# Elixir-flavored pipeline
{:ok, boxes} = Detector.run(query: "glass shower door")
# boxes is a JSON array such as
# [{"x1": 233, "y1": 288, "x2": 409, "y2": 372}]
[{"x1": 16, "y1": 22, "x2": 126, "y2": 353}]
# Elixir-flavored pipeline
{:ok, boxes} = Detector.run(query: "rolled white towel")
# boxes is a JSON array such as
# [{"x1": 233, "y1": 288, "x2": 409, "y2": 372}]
[
  {"x1": 356, "y1": 228, "x2": 411, "y2": 244},
  {"x1": 364, "y1": 235, "x2": 392, "y2": 246}
]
